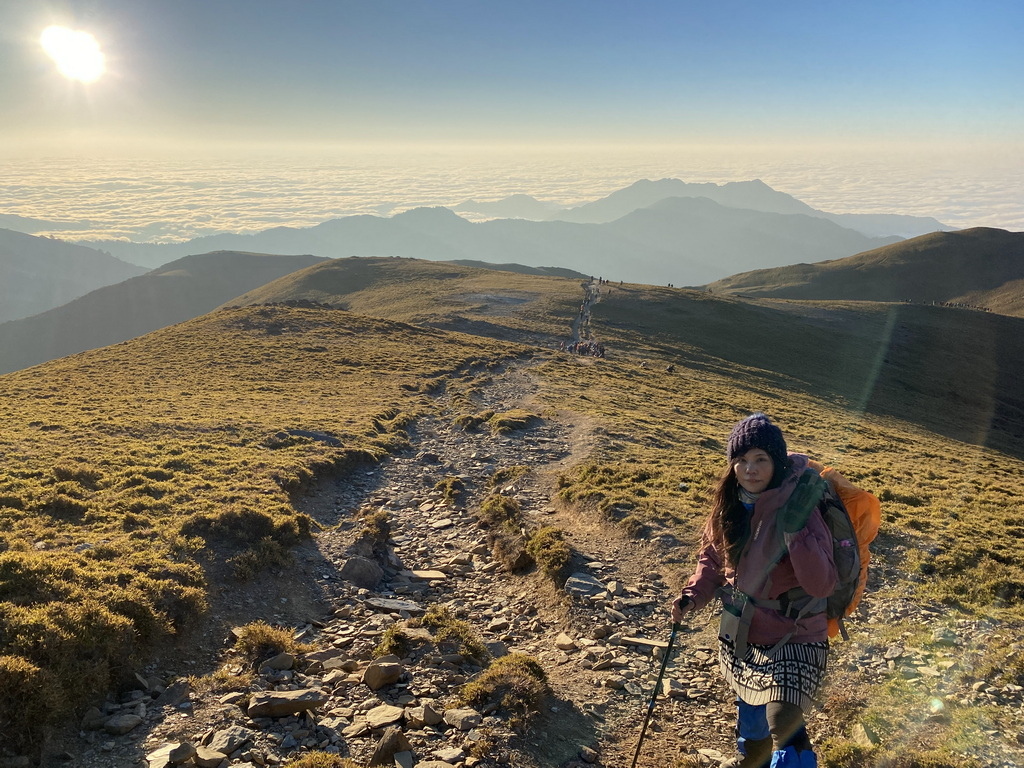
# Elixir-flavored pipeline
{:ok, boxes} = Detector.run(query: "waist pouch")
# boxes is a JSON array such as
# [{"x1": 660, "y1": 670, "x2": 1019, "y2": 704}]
[
  {"x1": 717, "y1": 586, "x2": 826, "y2": 658},
  {"x1": 718, "y1": 586, "x2": 756, "y2": 657}
]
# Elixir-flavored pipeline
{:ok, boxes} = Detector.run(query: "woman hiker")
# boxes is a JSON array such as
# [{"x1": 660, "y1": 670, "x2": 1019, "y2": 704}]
[{"x1": 671, "y1": 413, "x2": 836, "y2": 768}]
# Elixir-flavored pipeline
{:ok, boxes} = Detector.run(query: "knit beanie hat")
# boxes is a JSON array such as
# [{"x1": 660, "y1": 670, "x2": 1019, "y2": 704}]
[{"x1": 726, "y1": 413, "x2": 788, "y2": 470}]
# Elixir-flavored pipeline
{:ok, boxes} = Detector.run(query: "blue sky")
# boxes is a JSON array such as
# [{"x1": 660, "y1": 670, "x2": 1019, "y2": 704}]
[{"x1": 1, "y1": 0, "x2": 1022, "y2": 152}]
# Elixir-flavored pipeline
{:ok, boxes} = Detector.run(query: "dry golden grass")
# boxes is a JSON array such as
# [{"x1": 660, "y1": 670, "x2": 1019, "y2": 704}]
[{"x1": 0, "y1": 303, "x2": 527, "y2": 746}]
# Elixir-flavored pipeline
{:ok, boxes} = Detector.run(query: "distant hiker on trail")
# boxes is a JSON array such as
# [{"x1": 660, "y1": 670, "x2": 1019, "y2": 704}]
[{"x1": 671, "y1": 413, "x2": 836, "y2": 768}]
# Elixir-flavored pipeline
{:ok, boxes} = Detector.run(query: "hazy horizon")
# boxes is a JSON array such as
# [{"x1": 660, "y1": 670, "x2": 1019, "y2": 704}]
[
  {"x1": 1, "y1": 1, "x2": 1021, "y2": 242},
  {"x1": 1, "y1": 143, "x2": 1022, "y2": 245}
]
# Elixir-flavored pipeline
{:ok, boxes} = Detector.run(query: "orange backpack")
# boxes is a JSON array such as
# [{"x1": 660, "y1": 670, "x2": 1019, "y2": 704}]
[{"x1": 808, "y1": 460, "x2": 882, "y2": 639}]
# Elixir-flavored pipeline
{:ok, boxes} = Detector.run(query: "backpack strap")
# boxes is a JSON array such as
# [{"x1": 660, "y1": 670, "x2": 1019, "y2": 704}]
[{"x1": 745, "y1": 588, "x2": 828, "y2": 656}]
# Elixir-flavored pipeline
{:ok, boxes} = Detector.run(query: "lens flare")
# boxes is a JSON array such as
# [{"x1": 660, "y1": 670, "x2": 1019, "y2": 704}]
[{"x1": 40, "y1": 26, "x2": 106, "y2": 83}]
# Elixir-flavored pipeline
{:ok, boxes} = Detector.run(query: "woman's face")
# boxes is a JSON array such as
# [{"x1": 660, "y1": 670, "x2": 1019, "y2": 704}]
[{"x1": 733, "y1": 448, "x2": 774, "y2": 494}]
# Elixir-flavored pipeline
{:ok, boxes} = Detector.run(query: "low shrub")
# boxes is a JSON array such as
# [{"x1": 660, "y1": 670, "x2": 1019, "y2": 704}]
[
  {"x1": 488, "y1": 465, "x2": 531, "y2": 489},
  {"x1": 52, "y1": 464, "x2": 104, "y2": 489},
  {"x1": 181, "y1": 505, "x2": 312, "y2": 547},
  {"x1": 817, "y1": 741, "x2": 981, "y2": 768},
  {"x1": 0, "y1": 655, "x2": 62, "y2": 751},
  {"x1": 232, "y1": 621, "x2": 309, "y2": 665},
  {"x1": 188, "y1": 665, "x2": 255, "y2": 695},
  {"x1": 453, "y1": 410, "x2": 494, "y2": 431},
  {"x1": 460, "y1": 653, "x2": 549, "y2": 718},
  {"x1": 434, "y1": 476, "x2": 466, "y2": 505},
  {"x1": 281, "y1": 753, "x2": 361, "y2": 768},
  {"x1": 479, "y1": 494, "x2": 521, "y2": 531},
  {"x1": 421, "y1": 605, "x2": 489, "y2": 663},
  {"x1": 228, "y1": 537, "x2": 293, "y2": 580},
  {"x1": 359, "y1": 509, "x2": 391, "y2": 545},
  {"x1": 491, "y1": 535, "x2": 532, "y2": 573},
  {"x1": 487, "y1": 409, "x2": 539, "y2": 434},
  {"x1": 374, "y1": 624, "x2": 410, "y2": 659},
  {"x1": 526, "y1": 526, "x2": 571, "y2": 578}
]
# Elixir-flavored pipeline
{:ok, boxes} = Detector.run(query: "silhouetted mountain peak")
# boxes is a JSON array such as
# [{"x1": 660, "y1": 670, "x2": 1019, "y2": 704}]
[{"x1": 393, "y1": 206, "x2": 468, "y2": 224}]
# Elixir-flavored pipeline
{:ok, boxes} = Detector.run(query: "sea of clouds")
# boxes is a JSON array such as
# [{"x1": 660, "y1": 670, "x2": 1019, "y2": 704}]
[{"x1": 1, "y1": 145, "x2": 1021, "y2": 244}]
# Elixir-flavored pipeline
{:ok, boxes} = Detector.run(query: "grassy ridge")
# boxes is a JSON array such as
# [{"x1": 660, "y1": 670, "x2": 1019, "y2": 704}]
[
  {"x1": 590, "y1": 284, "x2": 1024, "y2": 454},
  {"x1": 0, "y1": 304, "x2": 528, "y2": 746},
  {"x1": 704, "y1": 227, "x2": 1024, "y2": 318},
  {"x1": 226, "y1": 256, "x2": 585, "y2": 345}
]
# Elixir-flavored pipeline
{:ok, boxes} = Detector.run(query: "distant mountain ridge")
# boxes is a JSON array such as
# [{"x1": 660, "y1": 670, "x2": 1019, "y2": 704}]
[
  {"x1": 0, "y1": 251, "x2": 327, "y2": 374},
  {"x1": 0, "y1": 229, "x2": 147, "y2": 322},
  {"x1": 88, "y1": 196, "x2": 898, "y2": 286},
  {"x1": 454, "y1": 178, "x2": 949, "y2": 238},
  {"x1": 705, "y1": 227, "x2": 1024, "y2": 317}
]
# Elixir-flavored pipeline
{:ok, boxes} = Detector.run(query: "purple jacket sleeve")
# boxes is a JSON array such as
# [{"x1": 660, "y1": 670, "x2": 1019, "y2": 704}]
[
  {"x1": 782, "y1": 507, "x2": 837, "y2": 598},
  {"x1": 681, "y1": 533, "x2": 728, "y2": 611}
]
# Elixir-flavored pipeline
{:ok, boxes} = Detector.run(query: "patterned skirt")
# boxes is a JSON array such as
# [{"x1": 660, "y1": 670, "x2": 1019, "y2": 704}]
[{"x1": 719, "y1": 637, "x2": 828, "y2": 711}]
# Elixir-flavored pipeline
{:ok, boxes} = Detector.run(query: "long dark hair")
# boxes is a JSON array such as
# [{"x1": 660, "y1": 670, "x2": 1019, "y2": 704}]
[{"x1": 705, "y1": 456, "x2": 789, "y2": 569}]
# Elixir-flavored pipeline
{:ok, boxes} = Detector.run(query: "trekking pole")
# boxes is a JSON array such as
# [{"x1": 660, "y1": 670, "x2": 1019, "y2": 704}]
[{"x1": 629, "y1": 621, "x2": 680, "y2": 768}]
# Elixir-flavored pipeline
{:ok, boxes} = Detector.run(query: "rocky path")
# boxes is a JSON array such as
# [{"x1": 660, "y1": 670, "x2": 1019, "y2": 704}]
[{"x1": 56, "y1": 353, "x2": 738, "y2": 768}]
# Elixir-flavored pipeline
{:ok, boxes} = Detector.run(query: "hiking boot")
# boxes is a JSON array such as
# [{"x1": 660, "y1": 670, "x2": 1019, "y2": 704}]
[{"x1": 720, "y1": 737, "x2": 773, "y2": 768}]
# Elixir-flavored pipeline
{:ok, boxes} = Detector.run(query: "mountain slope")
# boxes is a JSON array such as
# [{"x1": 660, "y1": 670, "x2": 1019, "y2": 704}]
[
  {"x1": 90, "y1": 199, "x2": 895, "y2": 287},
  {"x1": 225, "y1": 257, "x2": 585, "y2": 346},
  {"x1": 600, "y1": 196, "x2": 900, "y2": 279},
  {"x1": 0, "y1": 229, "x2": 147, "y2": 322},
  {"x1": 544, "y1": 178, "x2": 947, "y2": 237},
  {"x1": 705, "y1": 227, "x2": 1024, "y2": 316},
  {"x1": 0, "y1": 251, "x2": 327, "y2": 374},
  {"x1": 555, "y1": 178, "x2": 817, "y2": 223}
]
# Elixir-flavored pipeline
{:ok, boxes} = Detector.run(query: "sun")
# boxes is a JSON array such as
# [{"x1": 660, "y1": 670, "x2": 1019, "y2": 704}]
[{"x1": 40, "y1": 25, "x2": 106, "y2": 83}]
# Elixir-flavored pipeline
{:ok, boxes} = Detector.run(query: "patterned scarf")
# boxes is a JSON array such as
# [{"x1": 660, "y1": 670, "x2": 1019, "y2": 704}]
[{"x1": 738, "y1": 486, "x2": 761, "y2": 508}]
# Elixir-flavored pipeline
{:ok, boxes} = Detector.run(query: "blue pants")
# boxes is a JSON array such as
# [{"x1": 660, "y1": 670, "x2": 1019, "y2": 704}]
[
  {"x1": 736, "y1": 700, "x2": 815, "y2": 767},
  {"x1": 736, "y1": 699, "x2": 771, "y2": 751}
]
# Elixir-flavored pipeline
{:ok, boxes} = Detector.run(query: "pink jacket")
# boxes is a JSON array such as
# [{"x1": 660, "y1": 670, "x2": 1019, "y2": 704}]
[{"x1": 682, "y1": 454, "x2": 837, "y2": 645}]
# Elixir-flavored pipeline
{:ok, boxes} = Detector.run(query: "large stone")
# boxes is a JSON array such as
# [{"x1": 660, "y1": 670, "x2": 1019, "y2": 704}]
[
  {"x1": 484, "y1": 640, "x2": 509, "y2": 658},
  {"x1": 365, "y1": 597, "x2": 425, "y2": 615},
  {"x1": 341, "y1": 556, "x2": 384, "y2": 588},
  {"x1": 367, "y1": 726, "x2": 413, "y2": 766},
  {"x1": 104, "y1": 714, "x2": 143, "y2": 735},
  {"x1": 661, "y1": 678, "x2": 686, "y2": 698},
  {"x1": 207, "y1": 725, "x2": 256, "y2": 754},
  {"x1": 154, "y1": 679, "x2": 191, "y2": 707},
  {"x1": 433, "y1": 747, "x2": 465, "y2": 763},
  {"x1": 852, "y1": 722, "x2": 881, "y2": 747},
  {"x1": 167, "y1": 743, "x2": 197, "y2": 765},
  {"x1": 261, "y1": 651, "x2": 295, "y2": 671},
  {"x1": 564, "y1": 573, "x2": 606, "y2": 597},
  {"x1": 366, "y1": 703, "x2": 405, "y2": 729},
  {"x1": 145, "y1": 744, "x2": 176, "y2": 768},
  {"x1": 246, "y1": 688, "x2": 329, "y2": 718},
  {"x1": 443, "y1": 707, "x2": 482, "y2": 730},
  {"x1": 623, "y1": 636, "x2": 669, "y2": 651},
  {"x1": 405, "y1": 701, "x2": 444, "y2": 727},
  {"x1": 193, "y1": 747, "x2": 229, "y2": 768},
  {"x1": 555, "y1": 632, "x2": 577, "y2": 651},
  {"x1": 407, "y1": 569, "x2": 447, "y2": 581},
  {"x1": 362, "y1": 661, "x2": 405, "y2": 691},
  {"x1": 343, "y1": 720, "x2": 370, "y2": 738}
]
